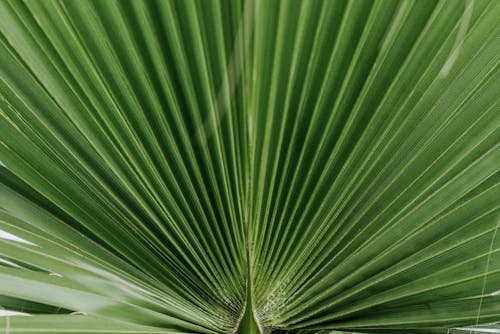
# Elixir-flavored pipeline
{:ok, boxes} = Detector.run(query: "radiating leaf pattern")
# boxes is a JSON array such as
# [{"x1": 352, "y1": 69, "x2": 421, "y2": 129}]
[{"x1": 0, "y1": 0, "x2": 498, "y2": 333}]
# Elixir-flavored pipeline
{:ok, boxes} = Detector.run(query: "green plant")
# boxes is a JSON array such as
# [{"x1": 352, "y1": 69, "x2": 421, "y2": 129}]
[{"x1": 0, "y1": 0, "x2": 499, "y2": 333}]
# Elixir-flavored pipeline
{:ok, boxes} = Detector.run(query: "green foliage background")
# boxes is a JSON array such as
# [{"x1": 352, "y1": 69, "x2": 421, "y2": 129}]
[{"x1": 0, "y1": 0, "x2": 498, "y2": 333}]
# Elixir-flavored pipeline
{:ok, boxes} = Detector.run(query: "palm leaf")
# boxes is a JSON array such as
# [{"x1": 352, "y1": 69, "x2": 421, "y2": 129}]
[{"x1": 0, "y1": 0, "x2": 498, "y2": 333}]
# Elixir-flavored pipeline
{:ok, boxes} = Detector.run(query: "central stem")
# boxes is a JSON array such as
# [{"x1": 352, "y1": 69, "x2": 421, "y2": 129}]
[
  {"x1": 237, "y1": 229, "x2": 260, "y2": 334},
  {"x1": 238, "y1": 280, "x2": 260, "y2": 334}
]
